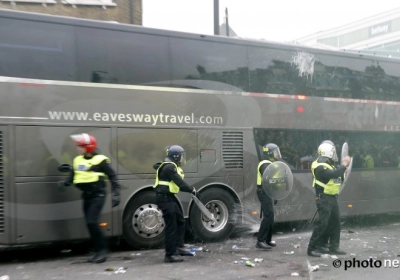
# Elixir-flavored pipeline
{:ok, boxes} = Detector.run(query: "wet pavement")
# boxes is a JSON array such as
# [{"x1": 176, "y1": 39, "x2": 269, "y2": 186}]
[{"x1": 1, "y1": 214, "x2": 400, "y2": 280}]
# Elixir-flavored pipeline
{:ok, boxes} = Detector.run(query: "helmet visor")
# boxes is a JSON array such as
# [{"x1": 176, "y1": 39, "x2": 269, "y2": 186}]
[
  {"x1": 70, "y1": 134, "x2": 83, "y2": 143},
  {"x1": 332, "y1": 148, "x2": 338, "y2": 162},
  {"x1": 273, "y1": 148, "x2": 282, "y2": 160},
  {"x1": 180, "y1": 152, "x2": 186, "y2": 165},
  {"x1": 70, "y1": 133, "x2": 90, "y2": 145}
]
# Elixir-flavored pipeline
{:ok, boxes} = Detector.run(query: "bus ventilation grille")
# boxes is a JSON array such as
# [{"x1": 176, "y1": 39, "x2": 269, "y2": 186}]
[
  {"x1": 0, "y1": 131, "x2": 3, "y2": 233},
  {"x1": 222, "y1": 131, "x2": 243, "y2": 169}
]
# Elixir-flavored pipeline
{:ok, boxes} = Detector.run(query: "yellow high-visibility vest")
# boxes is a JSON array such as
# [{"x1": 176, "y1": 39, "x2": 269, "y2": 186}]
[
  {"x1": 256, "y1": 160, "x2": 272, "y2": 185},
  {"x1": 311, "y1": 161, "x2": 341, "y2": 195},
  {"x1": 73, "y1": 155, "x2": 109, "y2": 184},
  {"x1": 154, "y1": 162, "x2": 184, "y2": 194}
]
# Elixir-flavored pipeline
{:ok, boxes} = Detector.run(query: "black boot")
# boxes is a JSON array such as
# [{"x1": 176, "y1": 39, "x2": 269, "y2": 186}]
[
  {"x1": 307, "y1": 250, "x2": 322, "y2": 257},
  {"x1": 176, "y1": 247, "x2": 195, "y2": 256},
  {"x1": 89, "y1": 250, "x2": 108, "y2": 263},
  {"x1": 164, "y1": 255, "x2": 184, "y2": 263},
  {"x1": 329, "y1": 248, "x2": 347, "y2": 255},
  {"x1": 318, "y1": 246, "x2": 329, "y2": 253},
  {"x1": 256, "y1": 241, "x2": 272, "y2": 250}
]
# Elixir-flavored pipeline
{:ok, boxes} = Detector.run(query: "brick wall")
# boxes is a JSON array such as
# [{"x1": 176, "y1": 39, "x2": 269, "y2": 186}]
[{"x1": 0, "y1": 0, "x2": 142, "y2": 25}]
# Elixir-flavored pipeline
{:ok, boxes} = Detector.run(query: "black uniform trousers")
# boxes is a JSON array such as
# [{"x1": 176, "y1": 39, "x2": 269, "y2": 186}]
[
  {"x1": 308, "y1": 193, "x2": 341, "y2": 251},
  {"x1": 156, "y1": 194, "x2": 185, "y2": 256},
  {"x1": 257, "y1": 188, "x2": 274, "y2": 242},
  {"x1": 83, "y1": 190, "x2": 107, "y2": 253}
]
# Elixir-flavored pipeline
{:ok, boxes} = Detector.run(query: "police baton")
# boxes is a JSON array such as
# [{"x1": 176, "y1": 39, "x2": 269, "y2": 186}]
[{"x1": 191, "y1": 194, "x2": 217, "y2": 223}]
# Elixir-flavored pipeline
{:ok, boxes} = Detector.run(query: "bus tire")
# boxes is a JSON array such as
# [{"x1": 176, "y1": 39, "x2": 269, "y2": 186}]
[
  {"x1": 189, "y1": 188, "x2": 236, "y2": 242},
  {"x1": 122, "y1": 191, "x2": 165, "y2": 249}
]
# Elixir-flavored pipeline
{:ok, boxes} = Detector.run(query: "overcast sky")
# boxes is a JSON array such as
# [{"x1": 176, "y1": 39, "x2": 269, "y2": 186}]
[{"x1": 143, "y1": 0, "x2": 400, "y2": 42}]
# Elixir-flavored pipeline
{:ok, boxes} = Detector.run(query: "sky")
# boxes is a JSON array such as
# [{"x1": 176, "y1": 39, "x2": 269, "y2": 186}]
[{"x1": 143, "y1": 0, "x2": 400, "y2": 43}]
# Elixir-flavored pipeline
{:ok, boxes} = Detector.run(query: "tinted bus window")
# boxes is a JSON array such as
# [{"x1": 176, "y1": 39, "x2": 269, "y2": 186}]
[
  {"x1": 76, "y1": 27, "x2": 171, "y2": 85},
  {"x1": 249, "y1": 46, "x2": 400, "y2": 100},
  {"x1": 169, "y1": 38, "x2": 249, "y2": 91},
  {"x1": 248, "y1": 46, "x2": 316, "y2": 96},
  {"x1": 254, "y1": 128, "x2": 400, "y2": 170},
  {"x1": 0, "y1": 18, "x2": 76, "y2": 81},
  {"x1": 315, "y1": 54, "x2": 400, "y2": 101},
  {"x1": 379, "y1": 60, "x2": 400, "y2": 101},
  {"x1": 315, "y1": 54, "x2": 374, "y2": 99}
]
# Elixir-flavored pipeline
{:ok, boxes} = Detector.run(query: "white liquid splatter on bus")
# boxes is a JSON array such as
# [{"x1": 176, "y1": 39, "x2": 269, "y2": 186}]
[{"x1": 291, "y1": 51, "x2": 316, "y2": 79}]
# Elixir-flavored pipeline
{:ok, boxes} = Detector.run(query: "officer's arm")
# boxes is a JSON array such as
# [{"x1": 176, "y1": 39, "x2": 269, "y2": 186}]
[
  {"x1": 64, "y1": 169, "x2": 74, "y2": 186},
  {"x1": 99, "y1": 160, "x2": 120, "y2": 195},
  {"x1": 164, "y1": 164, "x2": 193, "y2": 193},
  {"x1": 259, "y1": 162, "x2": 270, "y2": 176},
  {"x1": 317, "y1": 165, "x2": 346, "y2": 180}
]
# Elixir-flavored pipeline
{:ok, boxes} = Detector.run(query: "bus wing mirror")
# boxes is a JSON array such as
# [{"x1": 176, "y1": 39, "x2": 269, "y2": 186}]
[{"x1": 58, "y1": 164, "x2": 72, "y2": 173}]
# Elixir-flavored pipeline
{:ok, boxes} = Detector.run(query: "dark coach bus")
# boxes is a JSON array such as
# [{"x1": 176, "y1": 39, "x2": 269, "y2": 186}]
[{"x1": 1, "y1": 9, "x2": 400, "y2": 248}]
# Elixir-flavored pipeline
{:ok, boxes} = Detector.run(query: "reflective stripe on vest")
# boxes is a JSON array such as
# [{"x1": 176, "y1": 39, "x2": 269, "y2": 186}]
[
  {"x1": 73, "y1": 154, "x2": 109, "y2": 184},
  {"x1": 153, "y1": 162, "x2": 184, "y2": 194},
  {"x1": 311, "y1": 161, "x2": 341, "y2": 195},
  {"x1": 256, "y1": 160, "x2": 272, "y2": 185}
]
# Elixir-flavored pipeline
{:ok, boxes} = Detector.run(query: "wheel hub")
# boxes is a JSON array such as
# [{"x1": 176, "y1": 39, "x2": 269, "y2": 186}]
[
  {"x1": 201, "y1": 200, "x2": 229, "y2": 232},
  {"x1": 132, "y1": 204, "x2": 164, "y2": 238}
]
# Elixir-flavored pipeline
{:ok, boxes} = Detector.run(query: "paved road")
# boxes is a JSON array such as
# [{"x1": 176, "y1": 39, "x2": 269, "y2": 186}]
[{"x1": 1, "y1": 214, "x2": 400, "y2": 280}]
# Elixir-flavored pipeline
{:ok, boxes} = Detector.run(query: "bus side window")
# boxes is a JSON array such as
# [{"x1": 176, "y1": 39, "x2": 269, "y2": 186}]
[
  {"x1": 0, "y1": 18, "x2": 76, "y2": 81},
  {"x1": 76, "y1": 27, "x2": 171, "y2": 86}
]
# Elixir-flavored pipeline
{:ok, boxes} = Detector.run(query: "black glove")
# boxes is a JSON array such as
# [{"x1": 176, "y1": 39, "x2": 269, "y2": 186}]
[
  {"x1": 191, "y1": 188, "x2": 197, "y2": 196},
  {"x1": 274, "y1": 200, "x2": 278, "y2": 205},
  {"x1": 112, "y1": 194, "x2": 120, "y2": 208}
]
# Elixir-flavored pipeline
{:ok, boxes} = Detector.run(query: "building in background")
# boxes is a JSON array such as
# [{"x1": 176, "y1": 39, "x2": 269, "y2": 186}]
[
  {"x1": 219, "y1": 22, "x2": 237, "y2": 37},
  {"x1": 292, "y1": 8, "x2": 400, "y2": 57},
  {"x1": 0, "y1": 0, "x2": 142, "y2": 25}
]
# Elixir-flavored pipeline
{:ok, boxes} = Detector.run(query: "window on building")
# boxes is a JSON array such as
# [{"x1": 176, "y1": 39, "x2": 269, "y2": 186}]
[
  {"x1": 1, "y1": 0, "x2": 56, "y2": 3},
  {"x1": 61, "y1": 0, "x2": 116, "y2": 6}
]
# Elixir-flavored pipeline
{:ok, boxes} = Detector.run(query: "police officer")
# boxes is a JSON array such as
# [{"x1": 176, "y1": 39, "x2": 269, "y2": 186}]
[
  {"x1": 307, "y1": 141, "x2": 350, "y2": 257},
  {"x1": 153, "y1": 145, "x2": 196, "y2": 263},
  {"x1": 255, "y1": 143, "x2": 281, "y2": 250},
  {"x1": 60, "y1": 133, "x2": 120, "y2": 263}
]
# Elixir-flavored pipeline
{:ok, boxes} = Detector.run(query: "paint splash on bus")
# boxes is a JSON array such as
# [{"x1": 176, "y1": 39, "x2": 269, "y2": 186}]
[{"x1": 291, "y1": 51, "x2": 316, "y2": 80}]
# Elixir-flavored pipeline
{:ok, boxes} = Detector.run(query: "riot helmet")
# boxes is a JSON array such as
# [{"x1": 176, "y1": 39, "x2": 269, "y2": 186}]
[
  {"x1": 318, "y1": 141, "x2": 338, "y2": 162},
  {"x1": 70, "y1": 133, "x2": 97, "y2": 153},
  {"x1": 262, "y1": 143, "x2": 281, "y2": 161},
  {"x1": 321, "y1": 140, "x2": 334, "y2": 146},
  {"x1": 166, "y1": 145, "x2": 186, "y2": 165}
]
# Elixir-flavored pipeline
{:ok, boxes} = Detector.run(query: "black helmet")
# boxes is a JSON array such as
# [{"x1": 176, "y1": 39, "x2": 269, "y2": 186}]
[
  {"x1": 166, "y1": 145, "x2": 186, "y2": 165},
  {"x1": 262, "y1": 143, "x2": 281, "y2": 161}
]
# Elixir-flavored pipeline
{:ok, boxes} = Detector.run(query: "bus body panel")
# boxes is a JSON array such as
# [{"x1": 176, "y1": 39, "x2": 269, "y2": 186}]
[{"x1": 1, "y1": 9, "x2": 400, "y2": 247}]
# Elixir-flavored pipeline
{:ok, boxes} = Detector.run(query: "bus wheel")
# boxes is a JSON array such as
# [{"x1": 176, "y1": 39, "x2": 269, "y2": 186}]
[
  {"x1": 189, "y1": 188, "x2": 236, "y2": 242},
  {"x1": 122, "y1": 191, "x2": 165, "y2": 249}
]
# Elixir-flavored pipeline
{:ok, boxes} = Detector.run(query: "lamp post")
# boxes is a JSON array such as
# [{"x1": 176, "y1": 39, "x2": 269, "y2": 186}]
[
  {"x1": 214, "y1": 0, "x2": 219, "y2": 35},
  {"x1": 225, "y1": 7, "x2": 229, "y2": 37}
]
